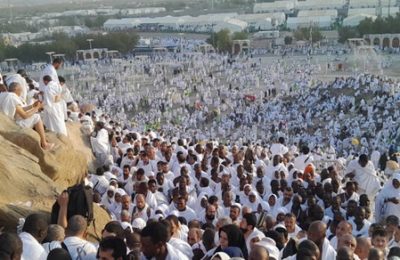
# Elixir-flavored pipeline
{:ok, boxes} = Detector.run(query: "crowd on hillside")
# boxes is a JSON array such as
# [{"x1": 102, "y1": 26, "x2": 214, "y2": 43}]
[{"x1": 0, "y1": 49, "x2": 400, "y2": 260}]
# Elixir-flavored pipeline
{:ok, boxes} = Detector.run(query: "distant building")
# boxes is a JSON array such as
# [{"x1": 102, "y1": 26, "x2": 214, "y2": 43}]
[
  {"x1": 349, "y1": 0, "x2": 393, "y2": 8},
  {"x1": 287, "y1": 16, "x2": 334, "y2": 29},
  {"x1": 347, "y1": 7, "x2": 400, "y2": 17},
  {"x1": 253, "y1": 1, "x2": 296, "y2": 14},
  {"x1": 39, "y1": 26, "x2": 90, "y2": 37},
  {"x1": 121, "y1": 7, "x2": 166, "y2": 16},
  {"x1": 296, "y1": 0, "x2": 345, "y2": 10},
  {"x1": 342, "y1": 14, "x2": 377, "y2": 27},
  {"x1": 103, "y1": 12, "x2": 285, "y2": 33},
  {"x1": 364, "y1": 33, "x2": 400, "y2": 48},
  {"x1": 1, "y1": 32, "x2": 43, "y2": 47},
  {"x1": 214, "y1": 19, "x2": 248, "y2": 33},
  {"x1": 235, "y1": 14, "x2": 275, "y2": 31}
]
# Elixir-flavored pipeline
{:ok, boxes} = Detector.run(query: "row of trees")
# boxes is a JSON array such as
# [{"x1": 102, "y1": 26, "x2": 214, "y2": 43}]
[
  {"x1": 207, "y1": 27, "x2": 325, "y2": 53},
  {"x1": 0, "y1": 32, "x2": 139, "y2": 63},
  {"x1": 0, "y1": 22, "x2": 42, "y2": 34},
  {"x1": 339, "y1": 14, "x2": 400, "y2": 43},
  {"x1": 292, "y1": 27, "x2": 323, "y2": 43},
  {"x1": 206, "y1": 29, "x2": 248, "y2": 53}
]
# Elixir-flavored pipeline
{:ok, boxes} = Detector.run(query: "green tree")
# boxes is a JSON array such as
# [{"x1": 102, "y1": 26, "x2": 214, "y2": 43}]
[
  {"x1": 207, "y1": 29, "x2": 233, "y2": 53},
  {"x1": 353, "y1": 13, "x2": 400, "y2": 36},
  {"x1": 232, "y1": 31, "x2": 249, "y2": 40},
  {"x1": 338, "y1": 26, "x2": 359, "y2": 43},
  {"x1": 0, "y1": 31, "x2": 139, "y2": 62},
  {"x1": 284, "y1": 36, "x2": 293, "y2": 45},
  {"x1": 293, "y1": 27, "x2": 323, "y2": 43}
]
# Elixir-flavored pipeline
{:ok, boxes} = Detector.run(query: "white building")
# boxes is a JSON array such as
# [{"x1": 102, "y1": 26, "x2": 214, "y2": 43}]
[
  {"x1": 1, "y1": 32, "x2": 42, "y2": 46},
  {"x1": 214, "y1": 19, "x2": 248, "y2": 33},
  {"x1": 349, "y1": 0, "x2": 393, "y2": 8},
  {"x1": 121, "y1": 7, "x2": 166, "y2": 16},
  {"x1": 103, "y1": 12, "x2": 287, "y2": 33},
  {"x1": 297, "y1": 0, "x2": 345, "y2": 10},
  {"x1": 234, "y1": 14, "x2": 274, "y2": 31},
  {"x1": 104, "y1": 19, "x2": 139, "y2": 31},
  {"x1": 342, "y1": 14, "x2": 377, "y2": 27},
  {"x1": 297, "y1": 9, "x2": 338, "y2": 20},
  {"x1": 287, "y1": 16, "x2": 333, "y2": 29},
  {"x1": 61, "y1": 10, "x2": 97, "y2": 17},
  {"x1": 347, "y1": 7, "x2": 400, "y2": 17},
  {"x1": 253, "y1": 1, "x2": 296, "y2": 14},
  {"x1": 39, "y1": 26, "x2": 90, "y2": 37},
  {"x1": 103, "y1": 13, "x2": 246, "y2": 33},
  {"x1": 94, "y1": 8, "x2": 120, "y2": 16}
]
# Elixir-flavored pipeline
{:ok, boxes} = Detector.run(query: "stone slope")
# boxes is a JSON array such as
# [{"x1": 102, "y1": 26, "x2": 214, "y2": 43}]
[{"x1": 0, "y1": 113, "x2": 110, "y2": 234}]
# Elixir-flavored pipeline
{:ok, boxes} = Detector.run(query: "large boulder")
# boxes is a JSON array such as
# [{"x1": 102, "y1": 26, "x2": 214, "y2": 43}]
[
  {"x1": 0, "y1": 134, "x2": 57, "y2": 231},
  {"x1": 0, "y1": 113, "x2": 92, "y2": 186},
  {"x1": 0, "y1": 113, "x2": 110, "y2": 233}
]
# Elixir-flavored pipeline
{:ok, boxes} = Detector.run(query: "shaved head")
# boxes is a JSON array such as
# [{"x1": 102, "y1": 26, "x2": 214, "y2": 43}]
[
  {"x1": 249, "y1": 245, "x2": 269, "y2": 260},
  {"x1": 336, "y1": 246, "x2": 354, "y2": 260},
  {"x1": 338, "y1": 234, "x2": 357, "y2": 252},
  {"x1": 308, "y1": 221, "x2": 327, "y2": 247},
  {"x1": 355, "y1": 237, "x2": 371, "y2": 260},
  {"x1": 336, "y1": 221, "x2": 353, "y2": 238}
]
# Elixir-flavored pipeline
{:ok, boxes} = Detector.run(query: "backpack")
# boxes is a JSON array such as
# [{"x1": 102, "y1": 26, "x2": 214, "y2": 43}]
[{"x1": 51, "y1": 183, "x2": 94, "y2": 225}]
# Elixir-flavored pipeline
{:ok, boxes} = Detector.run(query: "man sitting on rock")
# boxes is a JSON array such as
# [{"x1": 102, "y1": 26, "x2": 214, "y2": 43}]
[{"x1": 0, "y1": 82, "x2": 54, "y2": 150}]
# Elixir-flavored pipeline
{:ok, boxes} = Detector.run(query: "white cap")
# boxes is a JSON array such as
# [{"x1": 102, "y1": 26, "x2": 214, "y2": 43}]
[
  {"x1": 255, "y1": 237, "x2": 280, "y2": 260},
  {"x1": 211, "y1": 252, "x2": 230, "y2": 260},
  {"x1": 120, "y1": 222, "x2": 133, "y2": 232},
  {"x1": 132, "y1": 218, "x2": 147, "y2": 230}
]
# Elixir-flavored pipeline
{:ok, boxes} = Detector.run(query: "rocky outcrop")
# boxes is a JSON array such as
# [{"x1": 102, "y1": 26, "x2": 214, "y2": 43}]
[
  {"x1": 0, "y1": 114, "x2": 93, "y2": 186},
  {"x1": 0, "y1": 113, "x2": 110, "y2": 234}
]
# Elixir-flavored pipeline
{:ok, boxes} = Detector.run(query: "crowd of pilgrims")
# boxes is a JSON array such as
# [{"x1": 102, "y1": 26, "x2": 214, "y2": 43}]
[
  {"x1": 1, "y1": 45, "x2": 400, "y2": 260},
  {"x1": 68, "y1": 50, "x2": 400, "y2": 158}
]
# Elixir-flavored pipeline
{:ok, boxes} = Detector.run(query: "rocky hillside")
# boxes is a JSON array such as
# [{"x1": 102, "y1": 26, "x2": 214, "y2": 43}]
[{"x1": 0, "y1": 113, "x2": 110, "y2": 238}]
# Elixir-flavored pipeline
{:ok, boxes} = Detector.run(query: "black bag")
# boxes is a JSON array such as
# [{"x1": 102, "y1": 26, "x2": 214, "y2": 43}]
[{"x1": 51, "y1": 183, "x2": 94, "y2": 225}]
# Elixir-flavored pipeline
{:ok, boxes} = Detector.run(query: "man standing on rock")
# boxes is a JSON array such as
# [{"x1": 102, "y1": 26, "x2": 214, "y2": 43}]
[{"x1": 39, "y1": 58, "x2": 63, "y2": 90}]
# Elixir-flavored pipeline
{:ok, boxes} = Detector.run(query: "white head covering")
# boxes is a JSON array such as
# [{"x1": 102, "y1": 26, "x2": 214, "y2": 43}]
[
  {"x1": 211, "y1": 252, "x2": 230, "y2": 260},
  {"x1": 132, "y1": 218, "x2": 147, "y2": 230},
  {"x1": 255, "y1": 237, "x2": 280, "y2": 260},
  {"x1": 116, "y1": 188, "x2": 126, "y2": 196}
]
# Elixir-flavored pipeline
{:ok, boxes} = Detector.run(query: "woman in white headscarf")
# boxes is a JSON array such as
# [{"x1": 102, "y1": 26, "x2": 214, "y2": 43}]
[
  {"x1": 195, "y1": 192, "x2": 209, "y2": 213},
  {"x1": 247, "y1": 191, "x2": 270, "y2": 213},
  {"x1": 375, "y1": 172, "x2": 400, "y2": 222},
  {"x1": 101, "y1": 186, "x2": 116, "y2": 212},
  {"x1": 110, "y1": 188, "x2": 126, "y2": 217},
  {"x1": 239, "y1": 184, "x2": 252, "y2": 204},
  {"x1": 267, "y1": 194, "x2": 280, "y2": 219}
]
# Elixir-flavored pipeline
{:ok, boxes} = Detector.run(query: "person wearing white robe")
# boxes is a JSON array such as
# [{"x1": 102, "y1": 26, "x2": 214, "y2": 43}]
[
  {"x1": 39, "y1": 59, "x2": 63, "y2": 90},
  {"x1": 41, "y1": 77, "x2": 67, "y2": 136},
  {"x1": 169, "y1": 197, "x2": 197, "y2": 223},
  {"x1": 90, "y1": 121, "x2": 110, "y2": 166},
  {"x1": 345, "y1": 154, "x2": 381, "y2": 196},
  {"x1": 247, "y1": 190, "x2": 270, "y2": 213},
  {"x1": 59, "y1": 76, "x2": 73, "y2": 120},
  {"x1": 308, "y1": 221, "x2": 337, "y2": 260},
  {"x1": 0, "y1": 82, "x2": 53, "y2": 150},
  {"x1": 270, "y1": 138, "x2": 289, "y2": 156},
  {"x1": 100, "y1": 186, "x2": 116, "y2": 212},
  {"x1": 20, "y1": 231, "x2": 47, "y2": 260},
  {"x1": 375, "y1": 173, "x2": 400, "y2": 222},
  {"x1": 293, "y1": 146, "x2": 314, "y2": 172},
  {"x1": 5, "y1": 73, "x2": 29, "y2": 103}
]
